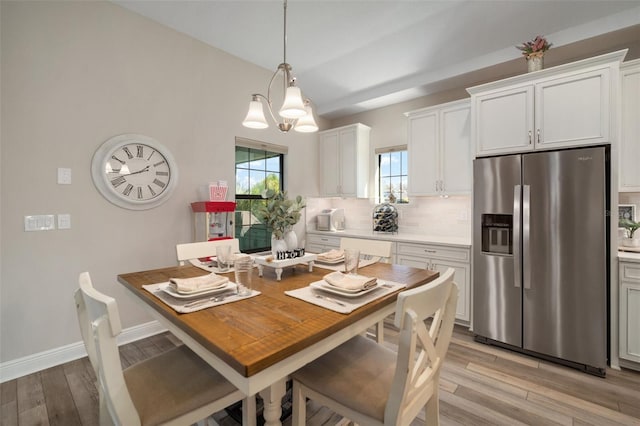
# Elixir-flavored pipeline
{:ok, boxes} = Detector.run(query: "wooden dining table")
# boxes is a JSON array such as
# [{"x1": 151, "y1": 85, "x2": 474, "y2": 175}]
[{"x1": 118, "y1": 261, "x2": 438, "y2": 426}]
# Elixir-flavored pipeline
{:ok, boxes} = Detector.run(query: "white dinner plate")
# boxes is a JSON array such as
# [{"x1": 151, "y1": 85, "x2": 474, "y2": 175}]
[
  {"x1": 160, "y1": 282, "x2": 235, "y2": 299},
  {"x1": 310, "y1": 280, "x2": 380, "y2": 298}
]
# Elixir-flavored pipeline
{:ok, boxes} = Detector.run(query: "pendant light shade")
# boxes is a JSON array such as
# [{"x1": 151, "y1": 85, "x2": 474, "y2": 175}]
[
  {"x1": 294, "y1": 103, "x2": 318, "y2": 133},
  {"x1": 242, "y1": 97, "x2": 269, "y2": 129},
  {"x1": 241, "y1": 0, "x2": 317, "y2": 133}
]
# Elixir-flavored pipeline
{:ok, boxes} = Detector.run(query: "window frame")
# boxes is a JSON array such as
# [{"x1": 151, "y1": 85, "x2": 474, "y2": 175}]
[{"x1": 235, "y1": 140, "x2": 286, "y2": 253}]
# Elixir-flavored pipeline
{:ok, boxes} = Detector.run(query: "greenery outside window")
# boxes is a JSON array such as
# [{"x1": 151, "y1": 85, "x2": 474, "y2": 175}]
[
  {"x1": 235, "y1": 144, "x2": 284, "y2": 253},
  {"x1": 378, "y1": 148, "x2": 408, "y2": 203}
]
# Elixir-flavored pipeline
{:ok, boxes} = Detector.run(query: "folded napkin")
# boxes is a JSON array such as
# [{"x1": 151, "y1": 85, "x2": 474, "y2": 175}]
[
  {"x1": 169, "y1": 273, "x2": 228, "y2": 293},
  {"x1": 323, "y1": 271, "x2": 377, "y2": 291},
  {"x1": 317, "y1": 249, "x2": 345, "y2": 261}
]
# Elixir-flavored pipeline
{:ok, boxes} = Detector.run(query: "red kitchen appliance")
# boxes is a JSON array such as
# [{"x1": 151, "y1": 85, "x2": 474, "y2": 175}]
[{"x1": 190, "y1": 201, "x2": 236, "y2": 242}]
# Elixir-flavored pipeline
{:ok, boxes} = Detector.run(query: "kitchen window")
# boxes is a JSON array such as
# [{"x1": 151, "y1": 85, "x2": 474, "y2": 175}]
[
  {"x1": 235, "y1": 139, "x2": 286, "y2": 253},
  {"x1": 377, "y1": 146, "x2": 408, "y2": 203}
]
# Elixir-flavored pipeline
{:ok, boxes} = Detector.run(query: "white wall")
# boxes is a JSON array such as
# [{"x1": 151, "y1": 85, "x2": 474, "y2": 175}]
[{"x1": 0, "y1": 1, "x2": 320, "y2": 365}]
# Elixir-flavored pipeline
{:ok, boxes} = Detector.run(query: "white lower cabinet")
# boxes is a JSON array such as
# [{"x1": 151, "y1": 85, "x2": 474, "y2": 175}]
[
  {"x1": 619, "y1": 260, "x2": 640, "y2": 366},
  {"x1": 306, "y1": 233, "x2": 340, "y2": 254},
  {"x1": 396, "y1": 242, "x2": 471, "y2": 323}
]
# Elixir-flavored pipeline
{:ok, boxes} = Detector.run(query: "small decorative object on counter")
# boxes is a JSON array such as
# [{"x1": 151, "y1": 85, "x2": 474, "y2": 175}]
[
  {"x1": 516, "y1": 35, "x2": 552, "y2": 72},
  {"x1": 620, "y1": 218, "x2": 640, "y2": 247},
  {"x1": 373, "y1": 203, "x2": 398, "y2": 234}
]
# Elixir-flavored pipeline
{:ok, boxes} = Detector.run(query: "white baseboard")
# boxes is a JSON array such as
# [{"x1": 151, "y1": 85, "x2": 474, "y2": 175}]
[{"x1": 0, "y1": 320, "x2": 166, "y2": 383}]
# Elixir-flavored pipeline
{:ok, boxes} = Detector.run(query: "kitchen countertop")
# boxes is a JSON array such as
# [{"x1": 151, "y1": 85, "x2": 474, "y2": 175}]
[
  {"x1": 619, "y1": 250, "x2": 640, "y2": 263},
  {"x1": 306, "y1": 228, "x2": 471, "y2": 248}
]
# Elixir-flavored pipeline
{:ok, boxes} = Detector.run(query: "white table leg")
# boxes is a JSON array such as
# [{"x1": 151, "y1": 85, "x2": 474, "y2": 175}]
[
  {"x1": 257, "y1": 264, "x2": 264, "y2": 277},
  {"x1": 242, "y1": 396, "x2": 257, "y2": 426},
  {"x1": 259, "y1": 380, "x2": 286, "y2": 426},
  {"x1": 275, "y1": 267, "x2": 283, "y2": 281},
  {"x1": 308, "y1": 261, "x2": 314, "y2": 272}
]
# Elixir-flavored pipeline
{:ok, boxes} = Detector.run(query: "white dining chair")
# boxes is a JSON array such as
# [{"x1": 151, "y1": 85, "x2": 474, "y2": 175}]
[
  {"x1": 75, "y1": 272, "x2": 243, "y2": 426},
  {"x1": 291, "y1": 268, "x2": 458, "y2": 426},
  {"x1": 339, "y1": 237, "x2": 394, "y2": 342},
  {"x1": 176, "y1": 238, "x2": 240, "y2": 265}
]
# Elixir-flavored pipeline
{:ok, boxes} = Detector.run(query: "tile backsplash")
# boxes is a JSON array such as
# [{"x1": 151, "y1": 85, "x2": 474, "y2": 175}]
[{"x1": 306, "y1": 196, "x2": 471, "y2": 239}]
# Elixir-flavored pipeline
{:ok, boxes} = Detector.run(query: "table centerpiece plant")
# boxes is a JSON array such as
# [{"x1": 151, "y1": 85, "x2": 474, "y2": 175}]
[
  {"x1": 619, "y1": 218, "x2": 640, "y2": 247},
  {"x1": 255, "y1": 189, "x2": 306, "y2": 254}
]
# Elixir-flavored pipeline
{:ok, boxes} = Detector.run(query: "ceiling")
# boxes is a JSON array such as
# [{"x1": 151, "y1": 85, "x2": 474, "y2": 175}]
[{"x1": 114, "y1": 0, "x2": 640, "y2": 120}]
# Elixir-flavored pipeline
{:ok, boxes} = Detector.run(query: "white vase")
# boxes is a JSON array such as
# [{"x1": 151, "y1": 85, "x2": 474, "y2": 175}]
[
  {"x1": 622, "y1": 237, "x2": 640, "y2": 248},
  {"x1": 284, "y1": 230, "x2": 298, "y2": 250},
  {"x1": 527, "y1": 54, "x2": 544, "y2": 72},
  {"x1": 271, "y1": 234, "x2": 288, "y2": 256}
]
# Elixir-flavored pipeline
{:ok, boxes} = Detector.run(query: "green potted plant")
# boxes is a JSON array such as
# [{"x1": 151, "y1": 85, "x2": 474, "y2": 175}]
[
  {"x1": 619, "y1": 218, "x2": 640, "y2": 247},
  {"x1": 255, "y1": 189, "x2": 306, "y2": 254}
]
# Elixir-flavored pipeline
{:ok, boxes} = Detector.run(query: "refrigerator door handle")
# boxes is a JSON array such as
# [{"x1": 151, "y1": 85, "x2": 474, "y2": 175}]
[
  {"x1": 513, "y1": 185, "x2": 522, "y2": 289},
  {"x1": 522, "y1": 185, "x2": 531, "y2": 290}
]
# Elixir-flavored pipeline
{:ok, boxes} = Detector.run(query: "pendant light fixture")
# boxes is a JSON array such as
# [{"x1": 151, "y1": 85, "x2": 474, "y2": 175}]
[{"x1": 242, "y1": 0, "x2": 318, "y2": 133}]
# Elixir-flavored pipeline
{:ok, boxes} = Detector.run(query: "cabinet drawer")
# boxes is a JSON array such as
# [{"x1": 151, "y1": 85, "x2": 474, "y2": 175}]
[
  {"x1": 306, "y1": 234, "x2": 341, "y2": 248},
  {"x1": 621, "y1": 262, "x2": 640, "y2": 282},
  {"x1": 397, "y1": 242, "x2": 469, "y2": 262}
]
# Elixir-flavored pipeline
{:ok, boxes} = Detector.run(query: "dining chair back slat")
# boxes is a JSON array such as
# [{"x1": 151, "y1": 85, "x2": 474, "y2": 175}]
[
  {"x1": 176, "y1": 238, "x2": 240, "y2": 265},
  {"x1": 339, "y1": 237, "x2": 393, "y2": 263}
]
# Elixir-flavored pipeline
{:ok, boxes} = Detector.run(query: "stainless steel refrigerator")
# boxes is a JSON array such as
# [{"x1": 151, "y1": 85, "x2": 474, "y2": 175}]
[{"x1": 473, "y1": 146, "x2": 609, "y2": 376}]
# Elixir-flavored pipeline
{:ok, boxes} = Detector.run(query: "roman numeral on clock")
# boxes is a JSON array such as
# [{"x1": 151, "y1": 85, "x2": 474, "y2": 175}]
[
  {"x1": 156, "y1": 171, "x2": 169, "y2": 176},
  {"x1": 137, "y1": 186, "x2": 143, "y2": 199},
  {"x1": 147, "y1": 185, "x2": 156, "y2": 196},
  {"x1": 123, "y1": 184, "x2": 134, "y2": 196},
  {"x1": 111, "y1": 176, "x2": 126, "y2": 187},
  {"x1": 123, "y1": 147, "x2": 133, "y2": 159},
  {"x1": 136, "y1": 145, "x2": 144, "y2": 158},
  {"x1": 153, "y1": 178, "x2": 166, "y2": 188}
]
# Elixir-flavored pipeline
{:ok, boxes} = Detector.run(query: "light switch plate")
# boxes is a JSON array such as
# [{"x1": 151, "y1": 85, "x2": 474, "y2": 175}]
[
  {"x1": 57, "y1": 168, "x2": 71, "y2": 184},
  {"x1": 24, "y1": 215, "x2": 56, "y2": 231}
]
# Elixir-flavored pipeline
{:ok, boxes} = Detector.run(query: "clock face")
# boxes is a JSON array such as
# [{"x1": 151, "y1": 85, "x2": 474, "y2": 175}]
[{"x1": 92, "y1": 134, "x2": 178, "y2": 210}]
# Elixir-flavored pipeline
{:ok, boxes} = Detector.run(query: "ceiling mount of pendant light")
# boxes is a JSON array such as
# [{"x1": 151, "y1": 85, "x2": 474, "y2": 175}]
[{"x1": 242, "y1": 0, "x2": 318, "y2": 133}]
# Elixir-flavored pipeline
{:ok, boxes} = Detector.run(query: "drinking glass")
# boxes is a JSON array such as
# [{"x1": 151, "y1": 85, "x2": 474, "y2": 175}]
[
  {"x1": 216, "y1": 245, "x2": 231, "y2": 272},
  {"x1": 234, "y1": 255, "x2": 253, "y2": 296},
  {"x1": 343, "y1": 249, "x2": 360, "y2": 275}
]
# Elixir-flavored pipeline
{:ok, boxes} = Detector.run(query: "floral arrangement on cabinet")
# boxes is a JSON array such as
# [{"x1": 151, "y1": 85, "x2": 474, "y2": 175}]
[{"x1": 516, "y1": 35, "x2": 552, "y2": 72}]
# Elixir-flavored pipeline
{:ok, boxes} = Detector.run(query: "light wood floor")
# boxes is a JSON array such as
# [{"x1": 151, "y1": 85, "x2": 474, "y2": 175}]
[{"x1": 2, "y1": 324, "x2": 640, "y2": 426}]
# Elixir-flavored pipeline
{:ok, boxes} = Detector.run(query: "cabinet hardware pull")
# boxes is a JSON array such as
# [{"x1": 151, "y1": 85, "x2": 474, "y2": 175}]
[
  {"x1": 528, "y1": 130, "x2": 532, "y2": 144},
  {"x1": 537, "y1": 128, "x2": 541, "y2": 144}
]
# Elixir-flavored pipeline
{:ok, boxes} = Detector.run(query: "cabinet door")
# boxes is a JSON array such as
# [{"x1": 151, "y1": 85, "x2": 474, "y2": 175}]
[
  {"x1": 620, "y1": 62, "x2": 640, "y2": 192},
  {"x1": 440, "y1": 104, "x2": 471, "y2": 194},
  {"x1": 319, "y1": 131, "x2": 341, "y2": 196},
  {"x1": 431, "y1": 260, "x2": 470, "y2": 322},
  {"x1": 620, "y1": 282, "x2": 640, "y2": 363},
  {"x1": 407, "y1": 112, "x2": 439, "y2": 196},
  {"x1": 535, "y1": 68, "x2": 610, "y2": 149},
  {"x1": 339, "y1": 127, "x2": 358, "y2": 197},
  {"x1": 474, "y1": 85, "x2": 534, "y2": 156}
]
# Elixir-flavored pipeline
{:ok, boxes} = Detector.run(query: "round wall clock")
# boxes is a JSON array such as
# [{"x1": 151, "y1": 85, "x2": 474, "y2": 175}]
[{"x1": 91, "y1": 134, "x2": 179, "y2": 210}]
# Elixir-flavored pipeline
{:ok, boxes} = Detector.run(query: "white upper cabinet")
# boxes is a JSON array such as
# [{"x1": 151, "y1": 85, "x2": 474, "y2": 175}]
[
  {"x1": 319, "y1": 123, "x2": 371, "y2": 198},
  {"x1": 468, "y1": 50, "x2": 626, "y2": 157},
  {"x1": 406, "y1": 99, "x2": 471, "y2": 196},
  {"x1": 620, "y1": 59, "x2": 640, "y2": 192}
]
